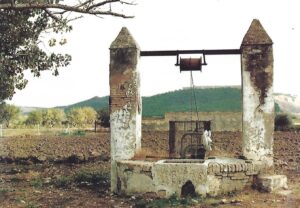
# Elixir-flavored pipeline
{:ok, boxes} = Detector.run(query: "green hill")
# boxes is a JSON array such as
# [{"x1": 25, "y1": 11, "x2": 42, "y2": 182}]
[
  {"x1": 59, "y1": 96, "x2": 109, "y2": 112},
  {"x1": 142, "y1": 87, "x2": 242, "y2": 117},
  {"x1": 57, "y1": 87, "x2": 280, "y2": 117}
]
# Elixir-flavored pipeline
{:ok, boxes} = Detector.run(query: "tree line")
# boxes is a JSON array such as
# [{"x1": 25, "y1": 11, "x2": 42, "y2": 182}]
[{"x1": 0, "y1": 103, "x2": 110, "y2": 128}]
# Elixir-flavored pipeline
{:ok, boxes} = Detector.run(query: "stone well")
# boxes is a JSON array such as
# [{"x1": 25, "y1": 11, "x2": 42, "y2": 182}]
[
  {"x1": 108, "y1": 20, "x2": 287, "y2": 197},
  {"x1": 117, "y1": 157, "x2": 269, "y2": 197}
]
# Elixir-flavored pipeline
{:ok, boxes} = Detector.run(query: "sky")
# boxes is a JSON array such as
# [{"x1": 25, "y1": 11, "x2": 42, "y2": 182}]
[{"x1": 8, "y1": 0, "x2": 300, "y2": 108}]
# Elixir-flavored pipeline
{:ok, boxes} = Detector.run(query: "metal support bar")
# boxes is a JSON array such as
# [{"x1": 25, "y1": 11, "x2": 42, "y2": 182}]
[{"x1": 140, "y1": 49, "x2": 241, "y2": 57}]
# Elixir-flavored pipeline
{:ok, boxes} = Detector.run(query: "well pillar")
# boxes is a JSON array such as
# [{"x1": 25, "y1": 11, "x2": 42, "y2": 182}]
[
  {"x1": 241, "y1": 19, "x2": 274, "y2": 167},
  {"x1": 109, "y1": 27, "x2": 142, "y2": 192}
]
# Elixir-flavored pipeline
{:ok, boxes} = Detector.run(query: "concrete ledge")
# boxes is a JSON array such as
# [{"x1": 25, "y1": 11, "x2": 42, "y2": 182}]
[{"x1": 255, "y1": 175, "x2": 288, "y2": 192}]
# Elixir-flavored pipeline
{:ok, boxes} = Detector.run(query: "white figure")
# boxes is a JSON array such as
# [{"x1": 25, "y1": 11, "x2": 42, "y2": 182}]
[{"x1": 202, "y1": 130, "x2": 212, "y2": 151}]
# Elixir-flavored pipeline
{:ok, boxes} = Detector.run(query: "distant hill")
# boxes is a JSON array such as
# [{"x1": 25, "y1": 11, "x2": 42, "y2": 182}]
[
  {"x1": 57, "y1": 96, "x2": 109, "y2": 112},
  {"x1": 56, "y1": 87, "x2": 243, "y2": 117},
  {"x1": 21, "y1": 87, "x2": 299, "y2": 117},
  {"x1": 142, "y1": 88, "x2": 242, "y2": 117}
]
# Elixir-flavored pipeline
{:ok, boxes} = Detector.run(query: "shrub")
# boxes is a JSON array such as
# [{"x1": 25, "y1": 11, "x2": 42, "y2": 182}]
[
  {"x1": 54, "y1": 176, "x2": 72, "y2": 188},
  {"x1": 0, "y1": 188, "x2": 9, "y2": 199},
  {"x1": 74, "y1": 171, "x2": 109, "y2": 187},
  {"x1": 73, "y1": 130, "x2": 86, "y2": 136},
  {"x1": 275, "y1": 114, "x2": 292, "y2": 131},
  {"x1": 97, "y1": 108, "x2": 110, "y2": 128},
  {"x1": 30, "y1": 178, "x2": 43, "y2": 188}
]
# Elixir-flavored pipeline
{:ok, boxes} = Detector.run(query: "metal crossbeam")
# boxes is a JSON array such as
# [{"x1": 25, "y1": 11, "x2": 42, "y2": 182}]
[{"x1": 140, "y1": 49, "x2": 241, "y2": 57}]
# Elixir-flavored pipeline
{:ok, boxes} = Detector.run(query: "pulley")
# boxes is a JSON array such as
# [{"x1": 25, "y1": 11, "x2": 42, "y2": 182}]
[
  {"x1": 180, "y1": 57, "x2": 202, "y2": 72},
  {"x1": 175, "y1": 53, "x2": 207, "y2": 72}
]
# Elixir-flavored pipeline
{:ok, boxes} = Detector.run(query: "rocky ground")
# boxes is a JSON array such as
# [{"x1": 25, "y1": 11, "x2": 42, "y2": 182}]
[{"x1": 0, "y1": 131, "x2": 300, "y2": 207}]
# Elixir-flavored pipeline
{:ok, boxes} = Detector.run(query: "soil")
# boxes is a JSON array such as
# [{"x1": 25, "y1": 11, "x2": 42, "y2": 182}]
[{"x1": 0, "y1": 131, "x2": 300, "y2": 208}]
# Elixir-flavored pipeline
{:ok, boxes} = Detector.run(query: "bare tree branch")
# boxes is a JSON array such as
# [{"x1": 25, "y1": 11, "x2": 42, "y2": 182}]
[
  {"x1": 43, "y1": 8, "x2": 61, "y2": 21},
  {"x1": 0, "y1": 1, "x2": 134, "y2": 19},
  {"x1": 86, "y1": 0, "x2": 119, "y2": 11}
]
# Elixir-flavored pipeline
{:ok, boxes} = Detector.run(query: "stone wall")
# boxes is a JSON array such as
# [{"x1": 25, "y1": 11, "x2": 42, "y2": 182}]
[
  {"x1": 141, "y1": 131, "x2": 300, "y2": 173},
  {"x1": 142, "y1": 112, "x2": 242, "y2": 131},
  {"x1": 116, "y1": 157, "x2": 269, "y2": 197}
]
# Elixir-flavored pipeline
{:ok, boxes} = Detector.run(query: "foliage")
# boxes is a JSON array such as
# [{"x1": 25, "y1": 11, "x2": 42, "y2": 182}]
[
  {"x1": 0, "y1": 188, "x2": 9, "y2": 199},
  {"x1": 42, "y1": 108, "x2": 65, "y2": 127},
  {"x1": 82, "y1": 107, "x2": 97, "y2": 125},
  {"x1": 67, "y1": 108, "x2": 85, "y2": 127},
  {"x1": 74, "y1": 171, "x2": 110, "y2": 187},
  {"x1": 25, "y1": 108, "x2": 65, "y2": 127},
  {"x1": 25, "y1": 110, "x2": 43, "y2": 126},
  {"x1": 67, "y1": 107, "x2": 96, "y2": 127},
  {"x1": 0, "y1": 103, "x2": 21, "y2": 127},
  {"x1": 54, "y1": 175, "x2": 72, "y2": 188},
  {"x1": 30, "y1": 178, "x2": 44, "y2": 188},
  {"x1": 275, "y1": 114, "x2": 292, "y2": 131},
  {"x1": 0, "y1": 3, "x2": 71, "y2": 102},
  {"x1": 0, "y1": 1, "x2": 133, "y2": 103},
  {"x1": 97, "y1": 108, "x2": 110, "y2": 128},
  {"x1": 24, "y1": 107, "x2": 96, "y2": 128},
  {"x1": 53, "y1": 171, "x2": 109, "y2": 189},
  {"x1": 25, "y1": 204, "x2": 38, "y2": 208},
  {"x1": 72, "y1": 130, "x2": 86, "y2": 136}
]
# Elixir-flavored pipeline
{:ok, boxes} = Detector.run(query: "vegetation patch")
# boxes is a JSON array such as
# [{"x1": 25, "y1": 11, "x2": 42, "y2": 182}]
[
  {"x1": 72, "y1": 130, "x2": 86, "y2": 136},
  {"x1": 0, "y1": 188, "x2": 10, "y2": 199},
  {"x1": 136, "y1": 194, "x2": 198, "y2": 208},
  {"x1": 54, "y1": 175, "x2": 72, "y2": 188},
  {"x1": 275, "y1": 114, "x2": 292, "y2": 131},
  {"x1": 74, "y1": 171, "x2": 110, "y2": 187},
  {"x1": 30, "y1": 178, "x2": 44, "y2": 188}
]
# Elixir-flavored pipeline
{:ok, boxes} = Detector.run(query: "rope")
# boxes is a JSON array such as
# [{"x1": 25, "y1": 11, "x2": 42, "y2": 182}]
[
  {"x1": 190, "y1": 71, "x2": 200, "y2": 158},
  {"x1": 190, "y1": 71, "x2": 200, "y2": 122}
]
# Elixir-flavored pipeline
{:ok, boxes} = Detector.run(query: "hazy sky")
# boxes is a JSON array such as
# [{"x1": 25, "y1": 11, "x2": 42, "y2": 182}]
[{"x1": 8, "y1": 0, "x2": 300, "y2": 107}]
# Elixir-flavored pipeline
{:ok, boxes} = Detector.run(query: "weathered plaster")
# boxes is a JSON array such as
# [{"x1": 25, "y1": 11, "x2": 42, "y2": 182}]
[
  {"x1": 255, "y1": 175, "x2": 288, "y2": 192},
  {"x1": 153, "y1": 160, "x2": 208, "y2": 197},
  {"x1": 109, "y1": 27, "x2": 141, "y2": 192},
  {"x1": 241, "y1": 19, "x2": 274, "y2": 166},
  {"x1": 115, "y1": 157, "x2": 266, "y2": 197},
  {"x1": 110, "y1": 104, "x2": 140, "y2": 160}
]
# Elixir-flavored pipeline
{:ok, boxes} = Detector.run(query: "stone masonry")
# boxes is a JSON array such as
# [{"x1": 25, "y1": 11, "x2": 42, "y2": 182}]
[
  {"x1": 109, "y1": 27, "x2": 142, "y2": 192},
  {"x1": 109, "y1": 20, "x2": 287, "y2": 197},
  {"x1": 241, "y1": 19, "x2": 274, "y2": 168},
  {"x1": 116, "y1": 158, "x2": 263, "y2": 197}
]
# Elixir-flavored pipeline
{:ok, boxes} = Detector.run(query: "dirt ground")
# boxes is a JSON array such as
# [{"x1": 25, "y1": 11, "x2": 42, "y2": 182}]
[{"x1": 0, "y1": 131, "x2": 300, "y2": 208}]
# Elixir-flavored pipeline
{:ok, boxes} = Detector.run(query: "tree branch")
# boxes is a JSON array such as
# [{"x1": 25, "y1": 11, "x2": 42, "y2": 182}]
[
  {"x1": 43, "y1": 8, "x2": 61, "y2": 21},
  {"x1": 87, "y1": 0, "x2": 119, "y2": 11},
  {"x1": 0, "y1": 1, "x2": 134, "y2": 18}
]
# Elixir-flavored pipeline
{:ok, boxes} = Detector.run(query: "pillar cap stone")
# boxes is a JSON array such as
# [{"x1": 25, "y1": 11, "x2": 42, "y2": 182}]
[
  {"x1": 242, "y1": 19, "x2": 273, "y2": 46},
  {"x1": 110, "y1": 27, "x2": 140, "y2": 49}
]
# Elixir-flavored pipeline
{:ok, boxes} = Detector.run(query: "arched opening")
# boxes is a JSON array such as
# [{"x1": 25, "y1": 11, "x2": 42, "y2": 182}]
[{"x1": 181, "y1": 180, "x2": 196, "y2": 197}]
